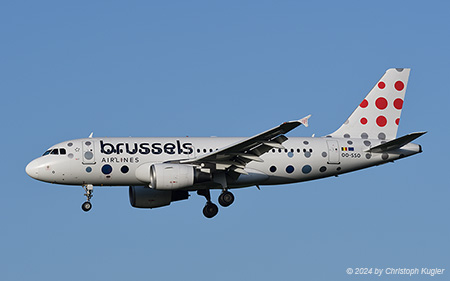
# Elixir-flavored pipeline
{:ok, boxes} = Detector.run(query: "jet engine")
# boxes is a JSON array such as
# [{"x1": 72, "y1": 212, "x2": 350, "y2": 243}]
[
  {"x1": 135, "y1": 163, "x2": 211, "y2": 190},
  {"x1": 129, "y1": 186, "x2": 189, "y2": 208}
]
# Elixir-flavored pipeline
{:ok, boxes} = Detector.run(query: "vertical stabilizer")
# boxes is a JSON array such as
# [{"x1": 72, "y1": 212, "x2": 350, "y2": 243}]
[{"x1": 330, "y1": 68, "x2": 410, "y2": 140}]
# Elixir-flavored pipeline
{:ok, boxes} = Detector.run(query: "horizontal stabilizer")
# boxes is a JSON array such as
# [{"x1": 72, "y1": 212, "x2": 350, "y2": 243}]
[{"x1": 367, "y1": 131, "x2": 427, "y2": 153}]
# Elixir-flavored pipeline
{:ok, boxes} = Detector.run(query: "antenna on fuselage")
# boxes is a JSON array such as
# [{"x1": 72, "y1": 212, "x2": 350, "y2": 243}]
[{"x1": 88, "y1": 132, "x2": 94, "y2": 138}]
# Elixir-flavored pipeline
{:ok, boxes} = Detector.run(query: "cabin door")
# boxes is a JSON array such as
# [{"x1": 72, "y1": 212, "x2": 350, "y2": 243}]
[{"x1": 326, "y1": 140, "x2": 340, "y2": 164}]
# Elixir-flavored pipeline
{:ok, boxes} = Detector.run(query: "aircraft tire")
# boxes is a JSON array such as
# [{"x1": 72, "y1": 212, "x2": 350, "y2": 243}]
[
  {"x1": 203, "y1": 203, "x2": 218, "y2": 218},
  {"x1": 218, "y1": 191, "x2": 234, "y2": 207},
  {"x1": 82, "y1": 201, "x2": 92, "y2": 212}
]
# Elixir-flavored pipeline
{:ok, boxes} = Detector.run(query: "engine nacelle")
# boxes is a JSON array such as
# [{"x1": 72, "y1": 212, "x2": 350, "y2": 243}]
[
  {"x1": 129, "y1": 186, "x2": 189, "y2": 208},
  {"x1": 135, "y1": 163, "x2": 211, "y2": 190},
  {"x1": 150, "y1": 163, "x2": 194, "y2": 190}
]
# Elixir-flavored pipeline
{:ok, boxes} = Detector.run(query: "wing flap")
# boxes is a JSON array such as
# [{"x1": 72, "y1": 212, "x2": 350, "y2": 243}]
[{"x1": 233, "y1": 153, "x2": 264, "y2": 162}]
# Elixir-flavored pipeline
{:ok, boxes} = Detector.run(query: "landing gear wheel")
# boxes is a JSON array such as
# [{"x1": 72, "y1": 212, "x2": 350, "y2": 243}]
[
  {"x1": 218, "y1": 191, "x2": 234, "y2": 207},
  {"x1": 203, "y1": 203, "x2": 219, "y2": 218},
  {"x1": 82, "y1": 201, "x2": 92, "y2": 212},
  {"x1": 81, "y1": 184, "x2": 94, "y2": 212}
]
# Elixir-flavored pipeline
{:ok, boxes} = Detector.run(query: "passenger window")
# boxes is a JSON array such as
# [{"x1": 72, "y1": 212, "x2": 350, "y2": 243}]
[
  {"x1": 60, "y1": 148, "x2": 67, "y2": 155},
  {"x1": 51, "y1": 149, "x2": 59, "y2": 155}
]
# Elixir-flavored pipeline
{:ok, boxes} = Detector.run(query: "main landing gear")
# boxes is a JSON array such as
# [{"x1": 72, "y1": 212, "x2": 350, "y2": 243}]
[
  {"x1": 81, "y1": 184, "x2": 93, "y2": 212},
  {"x1": 218, "y1": 191, "x2": 234, "y2": 207},
  {"x1": 203, "y1": 202, "x2": 219, "y2": 219},
  {"x1": 197, "y1": 189, "x2": 218, "y2": 218},
  {"x1": 197, "y1": 189, "x2": 235, "y2": 218}
]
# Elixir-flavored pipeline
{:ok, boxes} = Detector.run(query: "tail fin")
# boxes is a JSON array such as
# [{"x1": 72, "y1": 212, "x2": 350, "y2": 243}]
[{"x1": 330, "y1": 68, "x2": 410, "y2": 140}]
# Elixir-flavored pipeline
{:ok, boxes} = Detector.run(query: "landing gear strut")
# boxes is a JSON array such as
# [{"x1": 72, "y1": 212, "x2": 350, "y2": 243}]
[
  {"x1": 81, "y1": 184, "x2": 93, "y2": 212},
  {"x1": 197, "y1": 189, "x2": 218, "y2": 218},
  {"x1": 218, "y1": 191, "x2": 234, "y2": 207}
]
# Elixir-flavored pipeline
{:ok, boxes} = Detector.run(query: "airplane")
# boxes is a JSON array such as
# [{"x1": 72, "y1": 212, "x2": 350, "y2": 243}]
[{"x1": 26, "y1": 68, "x2": 425, "y2": 218}]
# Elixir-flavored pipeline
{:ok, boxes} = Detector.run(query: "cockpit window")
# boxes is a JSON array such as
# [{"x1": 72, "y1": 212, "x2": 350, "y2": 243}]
[{"x1": 43, "y1": 148, "x2": 67, "y2": 156}]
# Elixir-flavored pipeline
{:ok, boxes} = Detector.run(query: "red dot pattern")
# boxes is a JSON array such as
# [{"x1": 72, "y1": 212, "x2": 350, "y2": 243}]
[
  {"x1": 394, "y1": 98, "x2": 403, "y2": 110},
  {"x1": 375, "y1": 97, "x2": 388, "y2": 110},
  {"x1": 355, "y1": 77, "x2": 406, "y2": 133},
  {"x1": 376, "y1": 116, "x2": 387, "y2": 127},
  {"x1": 360, "y1": 99, "x2": 368, "y2": 108},
  {"x1": 395, "y1": 81, "x2": 404, "y2": 91}
]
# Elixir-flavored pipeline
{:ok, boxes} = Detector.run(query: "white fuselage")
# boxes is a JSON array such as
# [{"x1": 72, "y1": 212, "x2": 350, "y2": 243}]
[{"x1": 26, "y1": 136, "x2": 421, "y2": 189}]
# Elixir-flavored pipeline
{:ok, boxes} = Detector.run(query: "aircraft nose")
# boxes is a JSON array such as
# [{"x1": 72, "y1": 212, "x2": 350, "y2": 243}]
[{"x1": 26, "y1": 159, "x2": 40, "y2": 180}]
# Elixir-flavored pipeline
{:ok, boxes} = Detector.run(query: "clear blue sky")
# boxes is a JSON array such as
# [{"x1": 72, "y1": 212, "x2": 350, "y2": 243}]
[{"x1": 1, "y1": 1, "x2": 448, "y2": 280}]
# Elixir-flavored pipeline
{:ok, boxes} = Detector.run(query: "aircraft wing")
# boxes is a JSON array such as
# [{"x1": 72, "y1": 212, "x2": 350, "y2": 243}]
[{"x1": 179, "y1": 115, "x2": 311, "y2": 174}]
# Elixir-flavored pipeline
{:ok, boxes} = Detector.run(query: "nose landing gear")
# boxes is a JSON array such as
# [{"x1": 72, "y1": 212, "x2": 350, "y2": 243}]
[
  {"x1": 81, "y1": 184, "x2": 94, "y2": 212},
  {"x1": 82, "y1": 201, "x2": 92, "y2": 212}
]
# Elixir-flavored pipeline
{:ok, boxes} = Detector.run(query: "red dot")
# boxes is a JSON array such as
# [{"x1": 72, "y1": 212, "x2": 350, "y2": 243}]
[
  {"x1": 376, "y1": 116, "x2": 387, "y2": 127},
  {"x1": 394, "y1": 98, "x2": 403, "y2": 110},
  {"x1": 375, "y1": 97, "x2": 388, "y2": 110},
  {"x1": 378, "y1": 81, "x2": 386, "y2": 89},
  {"x1": 395, "y1": 118, "x2": 400, "y2": 125},
  {"x1": 360, "y1": 99, "x2": 368, "y2": 108},
  {"x1": 395, "y1": 81, "x2": 404, "y2": 91},
  {"x1": 360, "y1": 117, "x2": 368, "y2": 125}
]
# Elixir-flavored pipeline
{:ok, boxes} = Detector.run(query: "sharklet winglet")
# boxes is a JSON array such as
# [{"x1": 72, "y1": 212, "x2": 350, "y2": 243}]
[{"x1": 299, "y1": 114, "x2": 311, "y2": 128}]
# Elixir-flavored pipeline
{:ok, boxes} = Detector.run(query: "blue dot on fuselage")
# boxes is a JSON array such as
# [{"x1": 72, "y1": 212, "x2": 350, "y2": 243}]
[
  {"x1": 286, "y1": 165, "x2": 294, "y2": 174},
  {"x1": 302, "y1": 165, "x2": 312, "y2": 174},
  {"x1": 121, "y1": 165, "x2": 129, "y2": 174},
  {"x1": 102, "y1": 164, "x2": 113, "y2": 175}
]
